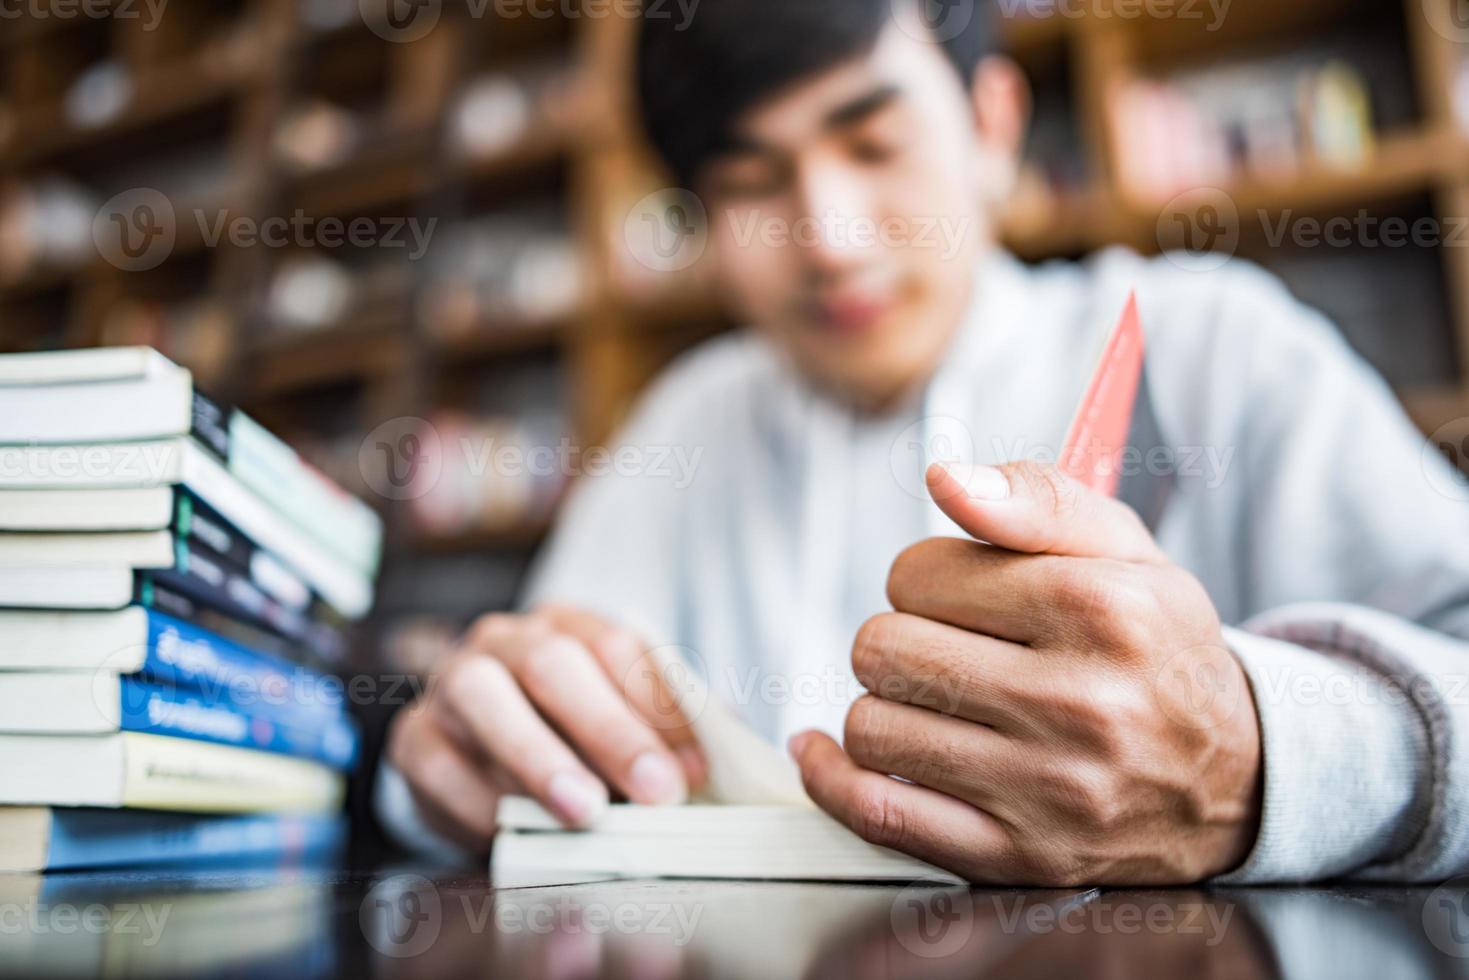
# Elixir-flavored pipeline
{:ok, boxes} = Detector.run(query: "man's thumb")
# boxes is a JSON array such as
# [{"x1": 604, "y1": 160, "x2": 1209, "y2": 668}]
[{"x1": 926, "y1": 462, "x2": 1162, "y2": 562}]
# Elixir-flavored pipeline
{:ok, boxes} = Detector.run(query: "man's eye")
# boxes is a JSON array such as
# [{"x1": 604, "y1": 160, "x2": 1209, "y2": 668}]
[
  {"x1": 709, "y1": 170, "x2": 786, "y2": 199},
  {"x1": 851, "y1": 139, "x2": 901, "y2": 165}
]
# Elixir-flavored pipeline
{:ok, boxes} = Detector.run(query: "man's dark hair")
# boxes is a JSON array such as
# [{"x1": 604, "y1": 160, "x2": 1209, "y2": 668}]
[{"x1": 636, "y1": 0, "x2": 995, "y2": 186}]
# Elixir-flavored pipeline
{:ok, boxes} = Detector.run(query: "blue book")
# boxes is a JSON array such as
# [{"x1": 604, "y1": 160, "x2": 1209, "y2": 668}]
[
  {"x1": 118, "y1": 676, "x2": 360, "y2": 770},
  {"x1": 0, "y1": 607, "x2": 348, "y2": 725},
  {"x1": 0, "y1": 806, "x2": 345, "y2": 872}
]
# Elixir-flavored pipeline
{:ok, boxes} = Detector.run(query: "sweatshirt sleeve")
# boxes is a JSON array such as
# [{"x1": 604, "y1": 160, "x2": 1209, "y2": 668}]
[{"x1": 1193, "y1": 265, "x2": 1469, "y2": 882}]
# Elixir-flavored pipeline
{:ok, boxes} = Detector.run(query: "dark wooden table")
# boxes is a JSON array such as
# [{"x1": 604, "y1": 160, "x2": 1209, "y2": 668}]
[{"x1": 3, "y1": 865, "x2": 1467, "y2": 978}]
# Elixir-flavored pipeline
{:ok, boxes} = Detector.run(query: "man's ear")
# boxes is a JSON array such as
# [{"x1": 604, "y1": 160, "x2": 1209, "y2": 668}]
[{"x1": 968, "y1": 55, "x2": 1031, "y2": 210}]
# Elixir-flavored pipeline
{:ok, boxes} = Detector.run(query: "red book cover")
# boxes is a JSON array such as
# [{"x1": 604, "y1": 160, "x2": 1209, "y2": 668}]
[{"x1": 1060, "y1": 292, "x2": 1145, "y2": 498}]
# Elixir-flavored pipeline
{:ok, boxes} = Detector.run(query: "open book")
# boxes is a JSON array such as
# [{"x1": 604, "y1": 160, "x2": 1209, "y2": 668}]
[
  {"x1": 493, "y1": 294, "x2": 1146, "y2": 886},
  {"x1": 493, "y1": 672, "x2": 961, "y2": 886}
]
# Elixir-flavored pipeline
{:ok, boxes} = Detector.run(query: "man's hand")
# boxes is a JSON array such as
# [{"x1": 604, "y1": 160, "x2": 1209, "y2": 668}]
[
  {"x1": 387, "y1": 604, "x2": 706, "y2": 853},
  {"x1": 790, "y1": 462, "x2": 1262, "y2": 885}
]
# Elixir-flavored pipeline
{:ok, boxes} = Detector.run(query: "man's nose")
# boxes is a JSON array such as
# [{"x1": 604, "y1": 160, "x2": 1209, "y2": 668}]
[{"x1": 791, "y1": 162, "x2": 877, "y2": 274}]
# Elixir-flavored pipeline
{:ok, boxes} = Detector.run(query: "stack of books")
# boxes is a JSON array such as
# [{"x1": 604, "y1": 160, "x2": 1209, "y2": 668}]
[{"x1": 0, "y1": 347, "x2": 382, "y2": 873}]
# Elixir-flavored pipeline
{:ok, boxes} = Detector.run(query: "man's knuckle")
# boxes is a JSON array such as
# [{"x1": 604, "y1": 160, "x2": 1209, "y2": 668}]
[
  {"x1": 467, "y1": 613, "x2": 516, "y2": 650},
  {"x1": 850, "y1": 785, "x2": 907, "y2": 848},
  {"x1": 520, "y1": 636, "x2": 585, "y2": 690},
  {"x1": 843, "y1": 694, "x2": 885, "y2": 753},
  {"x1": 852, "y1": 614, "x2": 901, "y2": 686}
]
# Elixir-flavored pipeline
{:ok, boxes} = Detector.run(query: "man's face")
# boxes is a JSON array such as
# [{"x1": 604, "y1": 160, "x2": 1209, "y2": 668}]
[{"x1": 698, "y1": 26, "x2": 1013, "y2": 411}]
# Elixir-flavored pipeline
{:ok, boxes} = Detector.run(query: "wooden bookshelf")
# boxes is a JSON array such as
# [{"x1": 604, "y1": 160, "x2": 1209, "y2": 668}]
[{"x1": 2, "y1": 0, "x2": 1468, "y2": 660}]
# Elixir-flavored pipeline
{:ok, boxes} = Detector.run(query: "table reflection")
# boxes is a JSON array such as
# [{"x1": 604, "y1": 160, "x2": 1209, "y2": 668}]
[{"x1": 3, "y1": 867, "x2": 1468, "y2": 979}]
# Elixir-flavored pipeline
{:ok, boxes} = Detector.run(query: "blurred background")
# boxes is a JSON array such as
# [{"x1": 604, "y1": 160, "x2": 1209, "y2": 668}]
[{"x1": 1, "y1": 0, "x2": 1467, "y2": 680}]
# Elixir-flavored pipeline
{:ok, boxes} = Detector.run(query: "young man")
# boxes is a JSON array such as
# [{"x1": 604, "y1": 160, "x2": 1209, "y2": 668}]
[{"x1": 378, "y1": 0, "x2": 1469, "y2": 884}]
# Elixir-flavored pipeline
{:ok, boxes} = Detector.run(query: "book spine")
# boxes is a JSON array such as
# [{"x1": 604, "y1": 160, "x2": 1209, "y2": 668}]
[
  {"x1": 192, "y1": 390, "x2": 383, "y2": 575},
  {"x1": 133, "y1": 584, "x2": 306, "y2": 663},
  {"x1": 42, "y1": 810, "x2": 345, "y2": 872},
  {"x1": 118, "y1": 677, "x2": 359, "y2": 770},
  {"x1": 151, "y1": 543, "x2": 313, "y2": 643},
  {"x1": 134, "y1": 570, "x2": 344, "y2": 666},
  {"x1": 119, "y1": 732, "x2": 345, "y2": 813},
  {"x1": 139, "y1": 610, "x2": 345, "y2": 726},
  {"x1": 173, "y1": 491, "x2": 313, "y2": 612}
]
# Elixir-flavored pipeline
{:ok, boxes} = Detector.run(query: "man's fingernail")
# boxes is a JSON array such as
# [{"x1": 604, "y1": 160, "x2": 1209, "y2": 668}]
[
  {"x1": 955, "y1": 464, "x2": 1011, "y2": 501},
  {"x1": 787, "y1": 732, "x2": 811, "y2": 757},
  {"x1": 630, "y1": 751, "x2": 687, "y2": 805},
  {"x1": 548, "y1": 771, "x2": 609, "y2": 826}
]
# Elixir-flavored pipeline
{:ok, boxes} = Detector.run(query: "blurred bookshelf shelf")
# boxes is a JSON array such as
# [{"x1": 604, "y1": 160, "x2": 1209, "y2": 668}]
[
  {"x1": 244, "y1": 321, "x2": 408, "y2": 397},
  {"x1": 450, "y1": 132, "x2": 570, "y2": 185},
  {"x1": 432, "y1": 319, "x2": 569, "y2": 361},
  {"x1": 1117, "y1": 127, "x2": 1462, "y2": 223},
  {"x1": 6, "y1": 64, "x2": 255, "y2": 168},
  {"x1": 411, "y1": 523, "x2": 552, "y2": 555}
]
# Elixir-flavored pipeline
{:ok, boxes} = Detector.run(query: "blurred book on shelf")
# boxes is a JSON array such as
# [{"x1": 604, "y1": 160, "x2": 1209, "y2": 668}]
[
  {"x1": 405, "y1": 409, "x2": 569, "y2": 539},
  {"x1": 1108, "y1": 40, "x2": 1414, "y2": 202},
  {"x1": 420, "y1": 205, "x2": 584, "y2": 338},
  {"x1": 449, "y1": 58, "x2": 584, "y2": 162},
  {"x1": 272, "y1": 98, "x2": 364, "y2": 174},
  {"x1": 0, "y1": 178, "x2": 97, "y2": 284}
]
